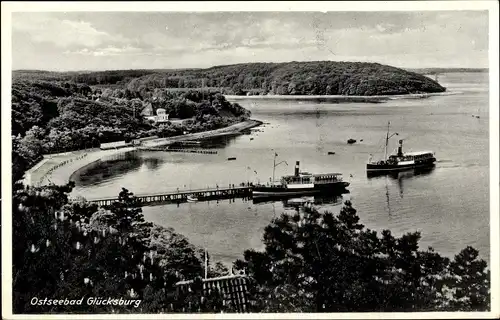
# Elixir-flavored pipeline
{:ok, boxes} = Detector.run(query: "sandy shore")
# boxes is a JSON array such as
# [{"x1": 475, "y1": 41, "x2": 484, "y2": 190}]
[
  {"x1": 224, "y1": 91, "x2": 459, "y2": 102},
  {"x1": 26, "y1": 119, "x2": 262, "y2": 187}
]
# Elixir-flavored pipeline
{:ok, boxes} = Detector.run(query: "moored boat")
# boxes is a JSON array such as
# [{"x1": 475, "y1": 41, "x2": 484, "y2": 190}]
[
  {"x1": 252, "y1": 157, "x2": 349, "y2": 197},
  {"x1": 366, "y1": 122, "x2": 436, "y2": 173}
]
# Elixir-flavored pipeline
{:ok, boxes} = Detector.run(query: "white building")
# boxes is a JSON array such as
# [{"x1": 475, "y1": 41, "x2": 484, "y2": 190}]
[
  {"x1": 156, "y1": 108, "x2": 169, "y2": 123},
  {"x1": 144, "y1": 108, "x2": 169, "y2": 124}
]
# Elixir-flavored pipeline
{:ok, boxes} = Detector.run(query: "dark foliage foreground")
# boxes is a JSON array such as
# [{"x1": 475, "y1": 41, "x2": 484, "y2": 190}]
[
  {"x1": 12, "y1": 182, "x2": 489, "y2": 313},
  {"x1": 234, "y1": 201, "x2": 490, "y2": 312}
]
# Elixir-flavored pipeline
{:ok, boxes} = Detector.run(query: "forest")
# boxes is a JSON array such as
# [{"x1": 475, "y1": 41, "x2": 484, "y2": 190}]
[
  {"x1": 12, "y1": 182, "x2": 490, "y2": 313},
  {"x1": 15, "y1": 61, "x2": 447, "y2": 96},
  {"x1": 11, "y1": 78, "x2": 250, "y2": 182}
]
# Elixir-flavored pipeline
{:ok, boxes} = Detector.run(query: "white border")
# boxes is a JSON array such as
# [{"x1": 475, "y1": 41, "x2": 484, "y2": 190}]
[{"x1": 1, "y1": 1, "x2": 499, "y2": 319}]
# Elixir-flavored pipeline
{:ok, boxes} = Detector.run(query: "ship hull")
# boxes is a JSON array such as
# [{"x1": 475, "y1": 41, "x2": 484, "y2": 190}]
[
  {"x1": 252, "y1": 182, "x2": 349, "y2": 197},
  {"x1": 366, "y1": 157, "x2": 436, "y2": 173}
]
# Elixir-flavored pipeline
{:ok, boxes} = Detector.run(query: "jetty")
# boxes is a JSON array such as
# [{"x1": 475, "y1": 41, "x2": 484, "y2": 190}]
[
  {"x1": 82, "y1": 185, "x2": 253, "y2": 206},
  {"x1": 139, "y1": 146, "x2": 218, "y2": 154}
]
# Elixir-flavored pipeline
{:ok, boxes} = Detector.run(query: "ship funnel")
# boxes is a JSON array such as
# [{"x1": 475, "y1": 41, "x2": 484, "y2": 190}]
[
  {"x1": 397, "y1": 140, "x2": 403, "y2": 156},
  {"x1": 295, "y1": 161, "x2": 300, "y2": 176}
]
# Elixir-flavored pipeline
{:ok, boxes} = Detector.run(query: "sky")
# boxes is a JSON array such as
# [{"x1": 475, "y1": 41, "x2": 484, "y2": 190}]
[{"x1": 11, "y1": 10, "x2": 489, "y2": 71}]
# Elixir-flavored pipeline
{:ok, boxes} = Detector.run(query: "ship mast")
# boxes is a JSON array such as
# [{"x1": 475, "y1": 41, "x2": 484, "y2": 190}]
[
  {"x1": 271, "y1": 152, "x2": 288, "y2": 186},
  {"x1": 384, "y1": 121, "x2": 390, "y2": 161},
  {"x1": 384, "y1": 121, "x2": 399, "y2": 161},
  {"x1": 272, "y1": 153, "x2": 276, "y2": 186},
  {"x1": 204, "y1": 248, "x2": 208, "y2": 280}
]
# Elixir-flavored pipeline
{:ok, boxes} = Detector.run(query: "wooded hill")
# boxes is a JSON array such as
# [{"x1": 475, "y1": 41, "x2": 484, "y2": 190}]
[
  {"x1": 15, "y1": 61, "x2": 447, "y2": 96},
  {"x1": 11, "y1": 79, "x2": 250, "y2": 182}
]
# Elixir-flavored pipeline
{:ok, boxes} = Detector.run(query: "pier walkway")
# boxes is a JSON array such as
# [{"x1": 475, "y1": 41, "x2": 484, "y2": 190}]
[
  {"x1": 139, "y1": 147, "x2": 218, "y2": 154},
  {"x1": 81, "y1": 185, "x2": 253, "y2": 206}
]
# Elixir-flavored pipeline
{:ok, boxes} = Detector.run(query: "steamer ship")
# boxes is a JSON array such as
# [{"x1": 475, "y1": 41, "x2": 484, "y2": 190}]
[
  {"x1": 367, "y1": 122, "x2": 436, "y2": 174},
  {"x1": 252, "y1": 156, "x2": 349, "y2": 197}
]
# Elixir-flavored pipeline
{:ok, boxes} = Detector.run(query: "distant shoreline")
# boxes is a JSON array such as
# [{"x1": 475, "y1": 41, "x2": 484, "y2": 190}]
[
  {"x1": 13, "y1": 67, "x2": 488, "y2": 75},
  {"x1": 224, "y1": 91, "x2": 460, "y2": 103}
]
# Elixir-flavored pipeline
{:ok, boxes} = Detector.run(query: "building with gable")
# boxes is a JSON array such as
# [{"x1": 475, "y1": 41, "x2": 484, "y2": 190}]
[
  {"x1": 143, "y1": 106, "x2": 170, "y2": 124},
  {"x1": 175, "y1": 274, "x2": 252, "y2": 313}
]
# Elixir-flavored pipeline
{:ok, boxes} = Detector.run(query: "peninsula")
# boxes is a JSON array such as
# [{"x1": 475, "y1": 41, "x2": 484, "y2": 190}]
[
  {"x1": 16, "y1": 61, "x2": 447, "y2": 98},
  {"x1": 61, "y1": 61, "x2": 447, "y2": 96}
]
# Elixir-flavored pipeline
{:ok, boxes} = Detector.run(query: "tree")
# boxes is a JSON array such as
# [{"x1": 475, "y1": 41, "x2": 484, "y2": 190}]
[
  {"x1": 100, "y1": 88, "x2": 113, "y2": 99},
  {"x1": 444, "y1": 246, "x2": 490, "y2": 311},
  {"x1": 178, "y1": 78, "x2": 185, "y2": 88},
  {"x1": 235, "y1": 201, "x2": 490, "y2": 312},
  {"x1": 208, "y1": 262, "x2": 230, "y2": 278},
  {"x1": 232, "y1": 84, "x2": 244, "y2": 95},
  {"x1": 11, "y1": 181, "x2": 222, "y2": 314}
]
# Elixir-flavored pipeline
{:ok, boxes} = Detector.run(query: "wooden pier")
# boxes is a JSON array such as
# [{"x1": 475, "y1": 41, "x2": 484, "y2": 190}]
[
  {"x1": 139, "y1": 147, "x2": 218, "y2": 154},
  {"x1": 83, "y1": 185, "x2": 252, "y2": 206}
]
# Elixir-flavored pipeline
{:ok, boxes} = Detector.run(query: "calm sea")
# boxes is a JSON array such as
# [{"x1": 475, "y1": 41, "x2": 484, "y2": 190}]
[{"x1": 72, "y1": 72, "x2": 490, "y2": 265}]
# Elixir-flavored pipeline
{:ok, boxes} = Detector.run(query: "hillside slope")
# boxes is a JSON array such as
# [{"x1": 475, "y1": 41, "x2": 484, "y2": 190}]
[
  {"x1": 68, "y1": 61, "x2": 446, "y2": 96},
  {"x1": 14, "y1": 61, "x2": 447, "y2": 96}
]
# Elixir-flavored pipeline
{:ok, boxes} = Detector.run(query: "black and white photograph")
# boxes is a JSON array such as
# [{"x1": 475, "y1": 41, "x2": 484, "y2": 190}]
[{"x1": 1, "y1": 1, "x2": 499, "y2": 318}]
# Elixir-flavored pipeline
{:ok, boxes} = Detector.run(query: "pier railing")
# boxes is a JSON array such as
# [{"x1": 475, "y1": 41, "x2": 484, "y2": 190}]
[{"x1": 79, "y1": 184, "x2": 254, "y2": 206}]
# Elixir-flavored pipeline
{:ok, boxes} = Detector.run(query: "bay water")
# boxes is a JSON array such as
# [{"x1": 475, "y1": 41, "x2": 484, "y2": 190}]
[{"x1": 71, "y1": 72, "x2": 490, "y2": 265}]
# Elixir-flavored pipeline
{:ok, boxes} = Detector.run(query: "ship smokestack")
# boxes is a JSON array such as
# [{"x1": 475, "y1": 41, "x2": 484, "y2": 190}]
[
  {"x1": 397, "y1": 140, "x2": 403, "y2": 156},
  {"x1": 295, "y1": 161, "x2": 300, "y2": 176}
]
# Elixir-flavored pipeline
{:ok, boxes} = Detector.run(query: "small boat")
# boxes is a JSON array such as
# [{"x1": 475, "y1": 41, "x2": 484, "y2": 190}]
[
  {"x1": 227, "y1": 157, "x2": 237, "y2": 161},
  {"x1": 366, "y1": 121, "x2": 436, "y2": 173},
  {"x1": 327, "y1": 151, "x2": 336, "y2": 155},
  {"x1": 347, "y1": 139, "x2": 357, "y2": 144},
  {"x1": 187, "y1": 195, "x2": 199, "y2": 202}
]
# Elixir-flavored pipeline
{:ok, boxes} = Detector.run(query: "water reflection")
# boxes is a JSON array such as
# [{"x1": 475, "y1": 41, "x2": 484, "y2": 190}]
[
  {"x1": 143, "y1": 157, "x2": 162, "y2": 170},
  {"x1": 367, "y1": 165, "x2": 437, "y2": 215},
  {"x1": 72, "y1": 152, "x2": 164, "y2": 186},
  {"x1": 252, "y1": 192, "x2": 344, "y2": 208},
  {"x1": 197, "y1": 135, "x2": 240, "y2": 148},
  {"x1": 366, "y1": 165, "x2": 436, "y2": 181},
  {"x1": 394, "y1": 166, "x2": 436, "y2": 198}
]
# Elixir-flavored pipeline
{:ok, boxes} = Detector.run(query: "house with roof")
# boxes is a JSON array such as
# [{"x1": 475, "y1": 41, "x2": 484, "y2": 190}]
[
  {"x1": 156, "y1": 108, "x2": 169, "y2": 123},
  {"x1": 175, "y1": 274, "x2": 252, "y2": 313},
  {"x1": 141, "y1": 102, "x2": 154, "y2": 117},
  {"x1": 143, "y1": 106, "x2": 170, "y2": 124}
]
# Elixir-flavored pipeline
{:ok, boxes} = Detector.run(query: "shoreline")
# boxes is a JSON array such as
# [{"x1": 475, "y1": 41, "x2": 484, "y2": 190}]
[
  {"x1": 139, "y1": 119, "x2": 263, "y2": 148},
  {"x1": 26, "y1": 119, "x2": 263, "y2": 187},
  {"x1": 224, "y1": 91, "x2": 459, "y2": 102}
]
